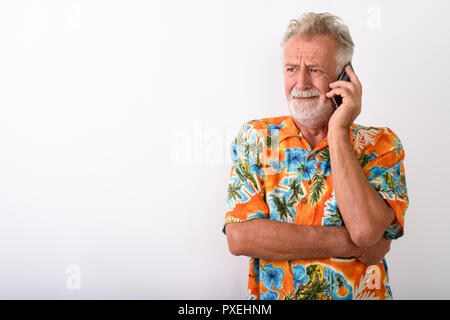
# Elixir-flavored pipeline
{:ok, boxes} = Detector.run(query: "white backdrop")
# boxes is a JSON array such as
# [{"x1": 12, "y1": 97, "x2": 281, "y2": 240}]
[{"x1": 0, "y1": 0, "x2": 449, "y2": 299}]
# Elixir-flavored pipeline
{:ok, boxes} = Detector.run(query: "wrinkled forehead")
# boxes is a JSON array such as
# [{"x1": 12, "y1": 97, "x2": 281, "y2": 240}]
[
  {"x1": 283, "y1": 35, "x2": 339, "y2": 66},
  {"x1": 284, "y1": 47, "x2": 329, "y2": 65}
]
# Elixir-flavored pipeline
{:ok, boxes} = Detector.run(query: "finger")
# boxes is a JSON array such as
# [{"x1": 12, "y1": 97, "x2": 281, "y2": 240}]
[
  {"x1": 328, "y1": 80, "x2": 356, "y2": 92},
  {"x1": 345, "y1": 65, "x2": 361, "y2": 86},
  {"x1": 325, "y1": 87, "x2": 349, "y2": 98}
]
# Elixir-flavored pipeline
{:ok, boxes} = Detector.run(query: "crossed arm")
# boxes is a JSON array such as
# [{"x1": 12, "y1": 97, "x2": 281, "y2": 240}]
[
  {"x1": 327, "y1": 128, "x2": 395, "y2": 247},
  {"x1": 225, "y1": 219, "x2": 391, "y2": 265},
  {"x1": 226, "y1": 219, "x2": 361, "y2": 260},
  {"x1": 225, "y1": 125, "x2": 395, "y2": 264}
]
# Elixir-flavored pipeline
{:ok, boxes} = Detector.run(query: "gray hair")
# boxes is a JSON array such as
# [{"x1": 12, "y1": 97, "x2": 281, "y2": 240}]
[{"x1": 280, "y1": 12, "x2": 354, "y2": 77}]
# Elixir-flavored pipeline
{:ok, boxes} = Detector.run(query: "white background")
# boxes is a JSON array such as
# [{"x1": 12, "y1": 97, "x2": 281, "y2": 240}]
[{"x1": 0, "y1": 0, "x2": 449, "y2": 299}]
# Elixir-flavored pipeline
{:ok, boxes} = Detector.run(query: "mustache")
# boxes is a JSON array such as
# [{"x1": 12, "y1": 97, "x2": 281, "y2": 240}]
[{"x1": 290, "y1": 88, "x2": 322, "y2": 99}]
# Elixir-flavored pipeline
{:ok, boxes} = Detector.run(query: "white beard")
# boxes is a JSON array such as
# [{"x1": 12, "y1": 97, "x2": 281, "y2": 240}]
[{"x1": 288, "y1": 92, "x2": 335, "y2": 128}]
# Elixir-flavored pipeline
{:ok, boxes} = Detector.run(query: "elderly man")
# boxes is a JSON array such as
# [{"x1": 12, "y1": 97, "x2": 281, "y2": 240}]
[{"x1": 223, "y1": 12, "x2": 408, "y2": 300}]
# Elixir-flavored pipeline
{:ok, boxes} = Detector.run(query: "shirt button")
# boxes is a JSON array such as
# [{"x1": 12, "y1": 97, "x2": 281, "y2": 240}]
[{"x1": 301, "y1": 198, "x2": 307, "y2": 204}]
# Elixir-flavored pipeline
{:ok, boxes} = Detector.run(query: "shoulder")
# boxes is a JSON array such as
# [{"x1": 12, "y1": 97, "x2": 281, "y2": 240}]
[
  {"x1": 246, "y1": 115, "x2": 290, "y2": 130},
  {"x1": 351, "y1": 123, "x2": 405, "y2": 158},
  {"x1": 237, "y1": 115, "x2": 291, "y2": 141}
]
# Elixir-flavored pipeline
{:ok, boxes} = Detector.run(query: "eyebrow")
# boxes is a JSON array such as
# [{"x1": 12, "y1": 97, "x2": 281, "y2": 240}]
[{"x1": 285, "y1": 63, "x2": 325, "y2": 68}]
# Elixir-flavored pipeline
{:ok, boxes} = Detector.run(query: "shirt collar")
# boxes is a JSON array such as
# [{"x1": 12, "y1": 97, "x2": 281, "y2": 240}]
[
  {"x1": 278, "y1": 116, "x2": 302, "y2": 143},
  {"x1": 277, "y1": 115, "x2": 356, "y2": 148}
]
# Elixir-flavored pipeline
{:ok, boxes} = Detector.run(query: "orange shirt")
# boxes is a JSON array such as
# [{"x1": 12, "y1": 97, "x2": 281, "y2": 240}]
[{"x1": 223, "y1": 115, "x2": 408, "y2": 300}]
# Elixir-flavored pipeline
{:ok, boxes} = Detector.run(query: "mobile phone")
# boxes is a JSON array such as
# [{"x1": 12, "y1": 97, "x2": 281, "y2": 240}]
[{"x1": 331, "y1": 62, "x2": 353, "y2": 108}]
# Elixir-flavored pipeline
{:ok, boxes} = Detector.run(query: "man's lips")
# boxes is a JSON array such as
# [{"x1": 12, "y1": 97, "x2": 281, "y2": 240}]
[{"x1": 294, "y1": 96, "x2": 318, "y2": 100}]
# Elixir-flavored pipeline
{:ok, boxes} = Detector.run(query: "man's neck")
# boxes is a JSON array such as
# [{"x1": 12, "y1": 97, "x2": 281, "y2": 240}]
[{"x1": 293, "y1": 119, "x2": 328, "y2": 150}]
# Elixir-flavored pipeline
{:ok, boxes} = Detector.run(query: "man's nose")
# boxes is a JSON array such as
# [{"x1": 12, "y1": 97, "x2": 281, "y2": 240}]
[{"x1": 294, "y1": 68, "x2": 312, "y2": 91}]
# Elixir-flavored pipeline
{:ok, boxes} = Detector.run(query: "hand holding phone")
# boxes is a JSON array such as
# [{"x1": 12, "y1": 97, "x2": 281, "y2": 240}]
[{"x1": 331, "y1": 62, "x2": 354, "y2": 108}]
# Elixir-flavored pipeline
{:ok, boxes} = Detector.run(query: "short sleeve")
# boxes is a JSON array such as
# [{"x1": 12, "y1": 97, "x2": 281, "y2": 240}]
[
  {"x1": 361, "y1": 128, "x2": 409, "y2": 240},
  {"x1": 223, "y1": 122, "x2": 270, "y2": 235}
]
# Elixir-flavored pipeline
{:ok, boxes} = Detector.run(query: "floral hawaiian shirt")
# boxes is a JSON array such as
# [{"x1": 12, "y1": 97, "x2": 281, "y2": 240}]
[{"x1": 223, "y1": 115, "x2": 408, "y2": 300}]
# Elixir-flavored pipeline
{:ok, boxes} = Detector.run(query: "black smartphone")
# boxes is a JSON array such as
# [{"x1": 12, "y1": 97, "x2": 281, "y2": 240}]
[{"x1": 331, "y1": 62, "x2": 353, "y2": 108}]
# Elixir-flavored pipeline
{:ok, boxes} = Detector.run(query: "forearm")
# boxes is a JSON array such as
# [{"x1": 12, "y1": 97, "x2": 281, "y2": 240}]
[
  {"x1": 226, "y1": 218, "x2": 362, "y2": 261},
  {"x1": 328, "y1": 128, "x2": 394, "y2": 247}
]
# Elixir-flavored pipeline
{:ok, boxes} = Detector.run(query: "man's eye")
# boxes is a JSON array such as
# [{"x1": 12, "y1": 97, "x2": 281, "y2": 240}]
[
  {"x1": 310, "y1": 68, "x2": 320, "y2": 73},
  {"x1": 287, "y1": 67, "x2": 297, "y2": 72}
]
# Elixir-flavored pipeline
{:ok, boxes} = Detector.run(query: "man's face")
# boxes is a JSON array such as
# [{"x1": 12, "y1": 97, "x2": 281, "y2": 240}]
[{"x1": 283, "y1": 33, "x2": 340, "y2": 128}]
